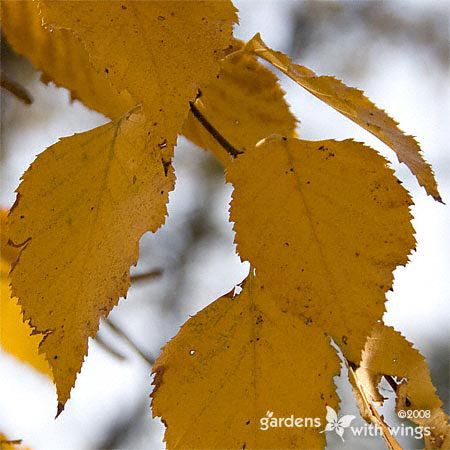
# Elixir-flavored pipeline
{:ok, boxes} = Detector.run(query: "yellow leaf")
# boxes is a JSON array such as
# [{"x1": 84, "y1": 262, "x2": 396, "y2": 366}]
[
  {"x1": 227, "y1": 136, "x2": 415, "y2": 364},
  {"x1": 1, "y1": 259, "x2": 51, "y2": 378},
  {"x1": 1, "y1": 0, "x2": 134, "y2": 119},
  {"x1": 356, "y1": 323, "x2": 449, "y2": 448},
  {"x1": 152, "y1": 274, "x2": 340, "y2": 449},
  {"x1": 1, "y1": 210, "x2": 50, "y2": 376},
  {"x1": 39, "y1": 0, "x2": 238, "y2": 147},
  {"x1": 183, "y1": 50, "x2": 297, "y2": 165},
  {"x1": 245, "y1": 34, "x2": 440, "y2": 201},
  {"x1": 7, "y1": 108, "x2": 174, "y2": 409}
]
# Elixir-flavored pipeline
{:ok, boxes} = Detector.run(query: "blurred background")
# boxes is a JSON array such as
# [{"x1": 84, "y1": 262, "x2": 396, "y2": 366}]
[{"x1": 0, "y1": 1, "x2": 448, "y2": 449}]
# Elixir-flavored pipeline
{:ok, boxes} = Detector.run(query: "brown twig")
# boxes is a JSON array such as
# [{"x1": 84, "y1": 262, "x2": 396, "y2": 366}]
[
  {"x1": 189, "y1": 101, "x2": 243, "y2": 158},
  {"x1": 347, "y1": 363, "x2": 402, "y2": 450},
  {"x1": 384, "y1": 375, "x2": 399, "y2": 393},
  {"x1": 130, "y1": 268, "x2": 163, "y2": 284},
  {"x1": 1, "y1": 72, "x2": 33, "y2": 104}
]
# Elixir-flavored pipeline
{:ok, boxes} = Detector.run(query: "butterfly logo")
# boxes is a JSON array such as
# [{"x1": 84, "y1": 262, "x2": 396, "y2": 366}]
[{"x1": 321, "y1": 406, "x2": 356, "y2": 441}]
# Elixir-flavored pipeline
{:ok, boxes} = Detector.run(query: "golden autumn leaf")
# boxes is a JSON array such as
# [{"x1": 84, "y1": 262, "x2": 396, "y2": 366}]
[
  {"x1": 39, "y1": 0, "x2": 238, "y2": 148},
  {"x1": 1, "y1": 0, "x2": 134, "y2": 119},
  {"x1": 152, "y1": 274, "x2": 340, "y2": 449},
  {"x1": 152, "y1": 137, "x2": 417, "y2": 448},
  {"x1": 7, "y1": 108, "x2": 174, "y2": 409},
  {"x1": 353, "y1": 323, "x2": 449, "y2": 448},
  {"x1": 0, "y1": 214, "x2": 51, "y2": 378},
  {"x1": 1, "y1": 260, "x2": 50, "y2": 378},
  {"x1": 227, "y1": 137, "x2": 415, "y2": 364},
  {"x1": 183, "y1": 50, "x2": 297, "y2": 165},
  {"x1": 245, "y1": 34, "x2": 441, "y2": 201}
]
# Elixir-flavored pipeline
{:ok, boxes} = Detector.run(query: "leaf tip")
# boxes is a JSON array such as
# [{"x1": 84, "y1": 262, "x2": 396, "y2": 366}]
[{"x1": 56, "y1": 402, "x2": 65, "y2": 418}]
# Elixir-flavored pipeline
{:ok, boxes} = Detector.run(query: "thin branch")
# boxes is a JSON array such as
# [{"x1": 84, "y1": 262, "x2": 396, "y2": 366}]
[
  {"x1": 347, "y1": 363, "x2": 402, "y2": 450},
  {"x1": 1, "y1": 72, "x2": 33, "y2": 104},
  {"x1": 384, "y1": 375, "x2": 399, "y2": 393},
  {"x1": 104, "y1": 318, "x2": 154, "y2": 365},
  {"x1": 95, "y1": 334, "x2": 127, "y2": 361},
  {"x1": 130, "y1": 268, "x2": 163, "y2": 284},
  {"x1": 189, "y1": 101, "x2": 243, "y2": 158}
]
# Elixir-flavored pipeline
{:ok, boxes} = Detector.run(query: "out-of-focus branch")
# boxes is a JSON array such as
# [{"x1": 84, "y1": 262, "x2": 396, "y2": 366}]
[
  {"x1": 1, "y1": 71, "x2": 32, "y2": 104},
  {"x1": 104, "y1": 318, "x2": 154, "y2": 365},
  {"x1": 95, "y1": 334, "x2": 127, "y2": 361},
  {"x1": 130, "y1": 268, "x2": 163, "y2": 284}
]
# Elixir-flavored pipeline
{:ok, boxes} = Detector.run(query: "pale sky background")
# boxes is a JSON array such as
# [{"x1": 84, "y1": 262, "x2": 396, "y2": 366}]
[{"x1": 0, "y1": 1, "x2": 448, "y2": 449}]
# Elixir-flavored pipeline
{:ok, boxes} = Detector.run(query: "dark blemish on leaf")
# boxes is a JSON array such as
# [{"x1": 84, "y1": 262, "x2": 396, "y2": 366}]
[
  {"x1": 158, "y1": 15, "x2": 166, "y2": 21},
  {"x1": 405, "y1": 397, "x2": 411, "y2": 407},
  {"x1": 306, "y1": 181, "x2": 310, "y2": 185},
  {"x1": 20, "y1": 215, "x2": 24, "y2": 219},
  {"x1": 284, "y1": 242, "x2": 289, "y2": 247},
  {"x1": 255, "y1": 315, "x2": 263, "y2": 325},
  {"x1": 355, "y1": 252, "x2": 360, "y2": 257},
  {"x1": 246, "y1": 420, "x2": 250, "y2": 425},
  {"x1": 53, "y1": 355, "x2": 58, "y2": 360},
  {"x1": 153, "y1": 122, "x2": 158, "y2": 127},
  {"x1": 90, "y1": 206, "x2": 94, "y2": 211},
  {"x1": 161, "y1": 158, "x2": 171, "y2": 176},
  {"x1": 242, "y1": 443, "x2": 246, "y2": 450},
  {"x1": 105, "y1": 68, "x2": 109, "y2": 74},
  {"x1": 282, "y1": 136, "x2": 287, "y2": 141},
  {"x1": 289, "y1": 167, "x2": 294, "y2": 172},
  {"x1": 304, "y1": 317, "x2": 312, "y2": 325},
  {"x1": 342, "y1": 335, "x2": 348, "y2": 345},
  {"x1": 132, "y1": 175, "x2": 137, "y2": 184},
  {"x1": 121, "y1": 5, "x2": 127, "y2": 9},
  {"x1": 160, "y1": 190, "x2": 164, "y2": 195},
  {"x1": 318, "y1": 145, "x2": 326, "y2": 151}
]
